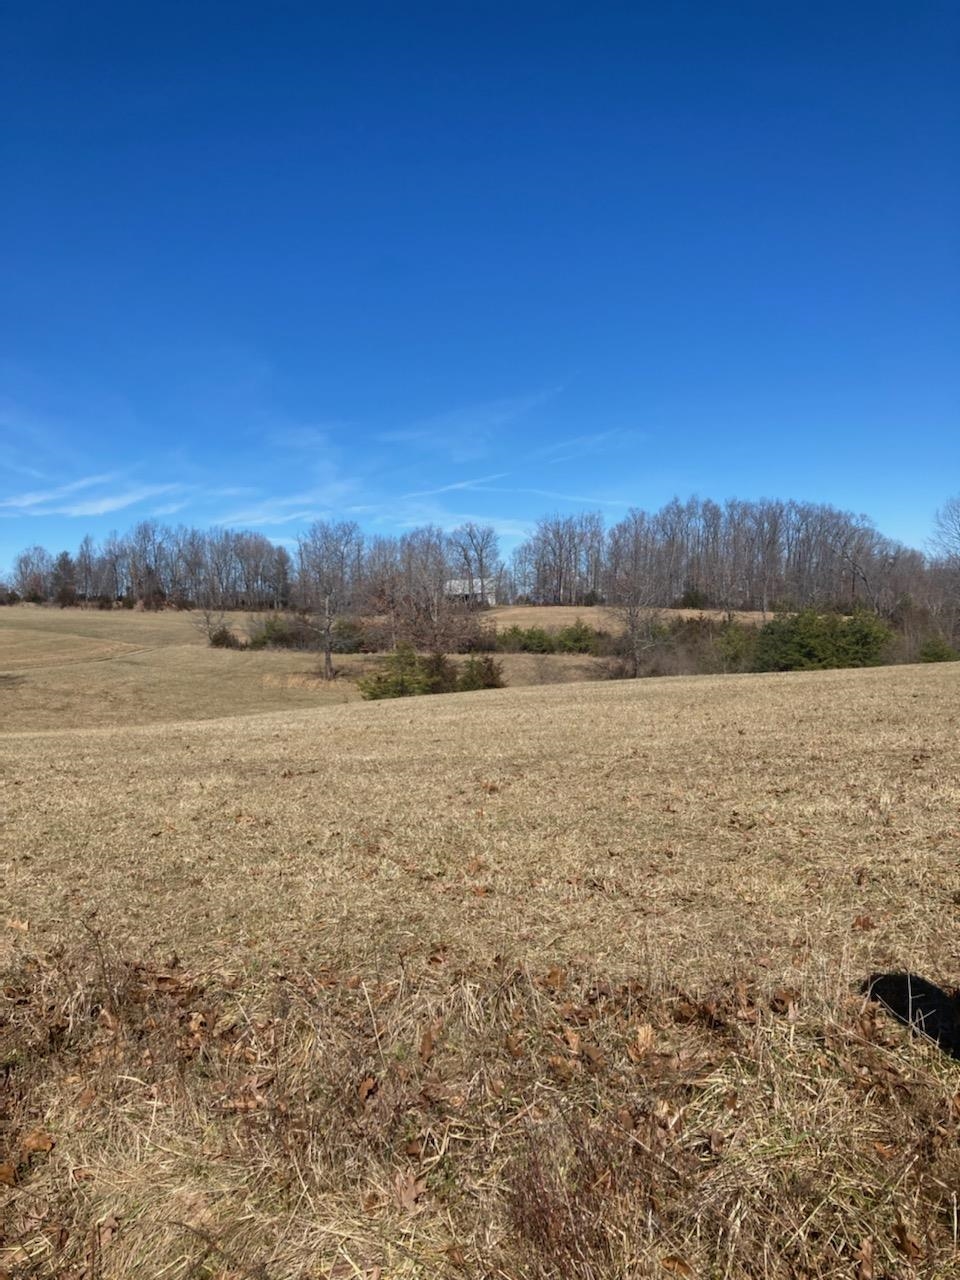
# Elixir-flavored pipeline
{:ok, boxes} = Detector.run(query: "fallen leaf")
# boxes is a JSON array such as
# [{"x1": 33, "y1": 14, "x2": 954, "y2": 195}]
[
  {"x1": 0, "y1": 1162, "x2": 16, "y2": 1187},
  {"x1": 616, "y1": 1106, "x2": 634, "y2": 1131},
  {"x1": 419, "y1": 1021, "x2": 440, "y2": 1065},
  {"x1": 853, "y1": 914, "x2": 875, "y2": 931},
  {"x1": 856, "y1": 1237, "x2": 874, "y2": 1280},
  {"x1": 562, "y1": 1027, "x2": 581, "y2": 1055},
  {"x1": 505, "y1": 1032, "x2": 524, "y2": 1059},
  {"x1": 770, "y1": 988, "x2": 799, "y2": 1016},
  {"x1": 5, "y1": 919, "x2": 28, "y2": 932},
  {"x1": 21, "y1": 1129, "x2": 55, "y2": 1155},
  {"x1": 548, "y1": 1054, "x2": 576, "y2": 1083},
  {"x1": 661, "y1": 1256, "x2": 695, "y2": 1276},
  {"x1": 358, "y1": 1075, "x2": 378, "y2": 1104},
  {"x1": 543, "y1": 966, "x2": 566, "y2": 992},
  {"x1": 394, "y1": 1169, "x2": 427, "y2": 1213},
  {"x1": 893, "y1": 1219, "x2": 921, "y2": 1261},
  {"x1": 635, "y1": 1023, "x2": 655, "y2": 1055},
  {"x1": 582, "y1": 1042, "x2": 606, "y2": 1072},
  {"x1": 98, "y1": 1215, "x2": 120, "y2": 1248}
]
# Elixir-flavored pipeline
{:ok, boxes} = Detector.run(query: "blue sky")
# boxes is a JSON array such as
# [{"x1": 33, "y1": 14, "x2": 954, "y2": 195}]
[{"x1": 2, "y1": 1, "x2": 957, "y2": 571}]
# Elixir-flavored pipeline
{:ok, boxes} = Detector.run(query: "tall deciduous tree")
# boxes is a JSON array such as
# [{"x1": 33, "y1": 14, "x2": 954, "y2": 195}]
[{"x1": 297, "y1": 520, "x2": 364, "y2": 679}]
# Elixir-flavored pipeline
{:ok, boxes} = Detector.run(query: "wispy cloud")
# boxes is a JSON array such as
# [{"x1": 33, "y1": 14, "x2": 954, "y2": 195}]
[
  {"x1": 470, "y1": 485, "x2": 626, "y2": 507},
  {"x1": 529, "y1": 428, "x2": 646, "y2": 464},
  {"x1": 46, "y1": 485, "x2": 181, "y2": 517},
  {"x1": 0, "y1": 459, "x2": 48, "y2": 481},
  {"x1": 0, "y1": 473, "x2": 118, "y2": 510},
  {"x1": 400, "y1": 472, "x2": 510, "y2": 499},
  {"x1": 218, "y1": 506, "x2": 321, "y2": 527},
  {"x1": 377, "y1": 389, "x2": 559, "y2": 461},
  {"x1": 216, "y1": 480, "x2": 358, "y2": 527}
]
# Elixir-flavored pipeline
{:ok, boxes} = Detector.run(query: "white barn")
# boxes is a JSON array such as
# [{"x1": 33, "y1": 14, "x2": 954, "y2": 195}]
[{"x1": 444, "y1": 578, "x2": 497, "y2": 607}]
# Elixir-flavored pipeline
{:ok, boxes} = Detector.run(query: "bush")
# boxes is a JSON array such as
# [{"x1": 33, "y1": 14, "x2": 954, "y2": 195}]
[
  {"x1": 674, "y1": 584, "x2": 711, "y2": 609},
  {"x1": 357, "y1": 645, "x2": 430, "y2": 699},
  {"x1": 330, "y1": 618, "x2": 366, "y2": 653},
  {"x1": 457, "y1": 654, "x2": 506, "y2": 690},
  {"x1": 754, "y1": 609, "x2": 892, "y2": 672},
  {"x1": 209, "y1": 626, "x2": 246, "y2": 649},
  {"x1": 554, "y1": 618, "x2": 600, "y2": 654},
  {"x1": 497, "y1": 625, "x2": 556, "y2": 653},
  {"x1": 421, "y1": 652, "x2": 459, "y2": 694},
  {"x1": 357, "y1": 646, "x2": 507, "y2": 699},
  {"x1": 918, "y1": 634, "x2": 960, "y2": 663},
  {"x1": 247, "y1": 614, "x2": 314, "y2": 650}
]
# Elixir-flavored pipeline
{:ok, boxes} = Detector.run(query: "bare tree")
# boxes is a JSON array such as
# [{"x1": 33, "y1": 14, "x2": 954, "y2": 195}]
[
  {"x1": 297, "y1": 520, "x2": 363, "y2": 679},
  {"x1": 448, "y1": 522, "x2": 500, "y2": 605},
  {"x1": 932, "y1": 496, "x2": 960, "y2": 562},
  {"x1": 396, "y1": 525, "x2": 456, "y2": 650},
  {"x1": 13, "y1": 545, "x2": 53, "y2": 601},
  {"x1": 605, "y1": 511, "x2": 662, "y2": 676}
]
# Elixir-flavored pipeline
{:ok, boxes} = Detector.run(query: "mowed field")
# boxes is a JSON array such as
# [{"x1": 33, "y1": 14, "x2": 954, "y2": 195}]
[
  {"x1": 0, "y1": 608, "x2": 612, "y2": 732},
  {"x1": 2, "y1": 608, "x2": 960, "y2": 1278}
]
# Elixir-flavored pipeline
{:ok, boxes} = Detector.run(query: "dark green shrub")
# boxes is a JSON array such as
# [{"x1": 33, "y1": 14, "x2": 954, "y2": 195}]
[
  {"x1": 716, "y1": 620, "x2": 757, "y2": 672},
  {"x1": 918, "y1": 634, "x2": 960, "y2": 663},
  {"x1": 555, "y1": 618, "x2": 600, "y2": 654},
  {"x1": 496, "y1": 625, "x2": 526, "y2": 652},
  {"x1": 357, "y1": 644, "x2": 430, "y2": 699},
  {"x1": 497, "y1": 625, "x2": 555, "y2": 653},
  {"x1": 422, "y1": 652, "x2": 459, "y2": 694},
  {"x1": 457, "y1": 654, "x2": 506, "y2": 691},
  {"x1": 674, "y1": 585, "x2": 711, "y2": 609},
  {"x1": 754, "y1": 609, "x2": 892, "y2": 672},
  {"x1": 357, "y1": 646, "x2": 506, "y2": 699},
  {"x1": 834, "y1": 610, "x2": 895, "y2": 667}
]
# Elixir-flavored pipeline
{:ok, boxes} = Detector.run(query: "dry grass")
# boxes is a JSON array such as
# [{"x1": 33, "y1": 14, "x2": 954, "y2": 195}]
[
  {"x1": 3, "y1": 613, "x2": 960, "y2": 1277},
  {"x1": 0, "y1": 608, "x2": 612, "y2": 731}
]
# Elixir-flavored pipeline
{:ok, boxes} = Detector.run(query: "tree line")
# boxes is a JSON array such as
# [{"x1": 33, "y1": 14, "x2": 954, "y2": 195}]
[{"x1": 4, "y1": 494, "x2": 959, "y2": 644}]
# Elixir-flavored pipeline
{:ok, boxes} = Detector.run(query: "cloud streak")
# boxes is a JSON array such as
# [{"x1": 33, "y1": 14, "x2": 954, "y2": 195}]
[
  {"x1": 470, "y1": 485, "x2": 626, "y2": 507},
  {"x1": 377, "y1": 388, "x2": 560, "y2": 461},
  {"x1": 45, "y1": 485, "x2": 181, "y2": 517},
  {"x1": 0, "y1": 473, "x2": 118, "y2": 510},
  {"x1": 529, "y1": 428, "x2": 646, "y2": 465},
  {"x1": 400, "y1": 472, "x2": 510, "y2": 499}
]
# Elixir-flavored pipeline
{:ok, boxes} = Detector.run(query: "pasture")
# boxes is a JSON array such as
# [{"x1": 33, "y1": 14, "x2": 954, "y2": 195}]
[{"x1": 2, "y1": 607, "x2": 960, "y2": 1277}]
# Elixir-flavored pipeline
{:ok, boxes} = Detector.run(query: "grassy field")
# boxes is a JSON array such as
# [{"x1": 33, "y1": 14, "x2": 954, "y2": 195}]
[
  {"x1": 0, "y1": 608, "x2": 612, "y2": 731},
  {"x1": 2, "y1": 608, "x2": 960, "y2": 1277}
]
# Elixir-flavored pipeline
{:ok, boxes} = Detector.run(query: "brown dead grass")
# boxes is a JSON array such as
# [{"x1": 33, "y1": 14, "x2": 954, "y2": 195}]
[
  {"x1": 3, "y1": 626, "x2": 960, "y2": 1276},
  {"x1": 0, "y1": 608, "x2": 613, "y2": 731}
]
